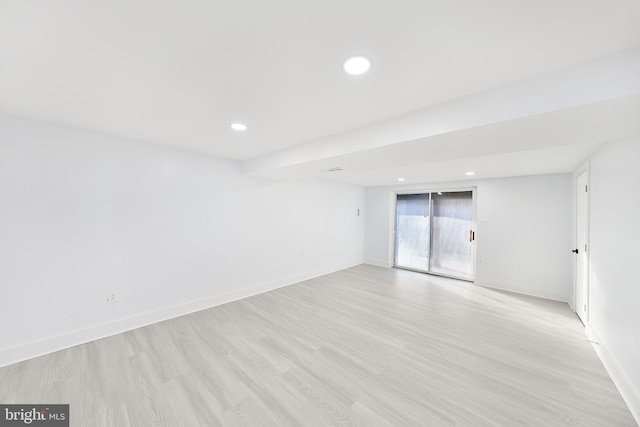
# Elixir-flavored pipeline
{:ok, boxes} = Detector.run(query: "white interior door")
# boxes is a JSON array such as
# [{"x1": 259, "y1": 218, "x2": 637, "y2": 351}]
[{"x1": 575, "y1": 171, "x2": 589, "y2": 324}]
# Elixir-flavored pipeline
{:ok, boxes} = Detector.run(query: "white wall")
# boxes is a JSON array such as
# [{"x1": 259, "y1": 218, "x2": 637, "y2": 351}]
[
  {"x1": 365, "y1": 174, "x2": 572, "y2": 301},
  {"x1": 0, "y1": 114, "x2": 365, "y2": 367},
  {"x1": 587, "y1": 138, "x2": 640, "y2": 420}
]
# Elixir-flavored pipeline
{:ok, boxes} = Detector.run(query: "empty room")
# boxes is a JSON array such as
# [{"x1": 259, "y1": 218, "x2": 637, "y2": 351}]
[{"x1": 1, "y1": 1, "x2": 639, "y2": 426}]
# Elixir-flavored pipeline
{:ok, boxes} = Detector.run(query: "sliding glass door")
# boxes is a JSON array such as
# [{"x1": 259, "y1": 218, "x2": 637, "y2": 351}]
[
  {"x1": 394, "y1": 194, "x2": 431, "y2": 271},
  {"x1": 394, "y1": 190, "x2": 475, "y2": 281},
  {"x1": 430, "y1": 191, "x2": 474, "y2": 279}
]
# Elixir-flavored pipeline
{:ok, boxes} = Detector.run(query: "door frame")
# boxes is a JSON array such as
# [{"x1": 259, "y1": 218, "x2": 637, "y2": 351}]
[
  {"x1": 391, "y1": 186, "x2": 477, "y2": 282},
  {"x1": 574, "y1": 165, "x2": 591, "y2": 328}
]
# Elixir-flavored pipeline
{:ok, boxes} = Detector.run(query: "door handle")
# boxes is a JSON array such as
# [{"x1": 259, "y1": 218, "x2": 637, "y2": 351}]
[{"x1": 572, "y1": 249, "x2": 579, "y2": 254}]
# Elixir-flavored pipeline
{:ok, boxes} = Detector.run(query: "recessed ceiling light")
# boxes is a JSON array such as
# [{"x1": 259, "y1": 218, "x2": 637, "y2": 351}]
[
  {"x1": 465, "y1": 171, "x2": 475, "y2": 176},
  {"x1": 398, "y1": 178, "x2": 405, "y2": 182},
  {"x1": 230, "y1": 123, "x2": 247, "y2": 131},
  {"x1": 343, "y1": 55, "x2": 371, "y2": 76}
]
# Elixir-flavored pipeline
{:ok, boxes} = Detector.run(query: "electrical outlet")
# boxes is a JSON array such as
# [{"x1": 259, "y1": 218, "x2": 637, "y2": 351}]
[{"x1": 107, "y1": 290, "x2": 119, "y2": 303}]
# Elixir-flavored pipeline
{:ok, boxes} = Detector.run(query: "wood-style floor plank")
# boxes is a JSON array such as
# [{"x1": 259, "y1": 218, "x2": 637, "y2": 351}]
[{"x1": 0, "y1": 265, "x2": 636, "y2": 426}]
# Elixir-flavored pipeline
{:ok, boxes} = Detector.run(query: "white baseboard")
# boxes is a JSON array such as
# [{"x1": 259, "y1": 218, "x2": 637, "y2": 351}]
[
  {"x1": 585, "y1": 323, "x2": 599, "y2": 344},
  {"x1": 474, "y1": 281, "x2": 568, "y2": 303},
  {"x1": 0, "y1": 259, "x2": 363, "y2": 368},
  {"x1": 590, "y1": 333, "x2": 640, "y2": 425},
  {"x1": 364, "y1": 258, "x2": 391, "y2": 268}
]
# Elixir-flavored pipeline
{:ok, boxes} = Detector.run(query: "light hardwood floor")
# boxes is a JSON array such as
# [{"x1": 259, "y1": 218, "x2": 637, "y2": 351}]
[{"x1": 0, "y1": 265, "x2": 636, "y2": 426}]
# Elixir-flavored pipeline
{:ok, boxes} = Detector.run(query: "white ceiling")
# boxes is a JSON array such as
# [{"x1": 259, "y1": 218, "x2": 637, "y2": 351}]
[{"x1": 1, "y1": 0, "x2": 640, "y2": 186}]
